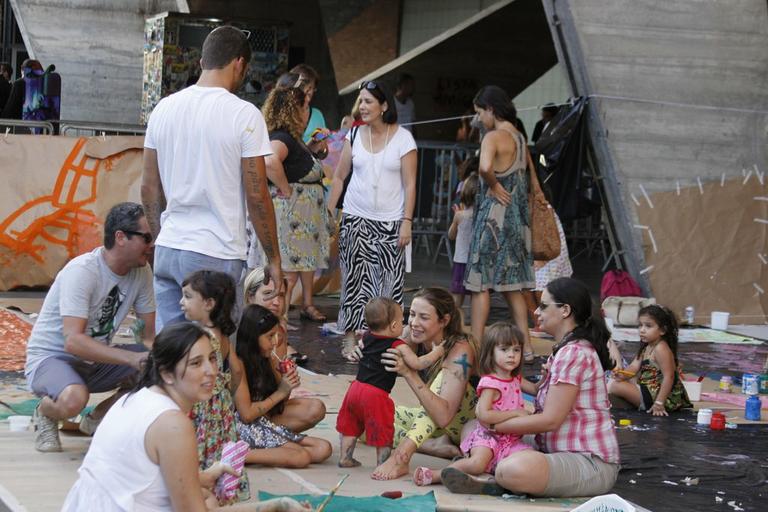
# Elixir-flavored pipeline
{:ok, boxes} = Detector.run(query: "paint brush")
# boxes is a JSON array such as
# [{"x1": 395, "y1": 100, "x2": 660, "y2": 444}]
[
  {"x1": 697, "y1": 375, "x2": 705, "y2": 382},
  {"x1": 316, "y1": 474, "x2": 349, "y2": 512}
]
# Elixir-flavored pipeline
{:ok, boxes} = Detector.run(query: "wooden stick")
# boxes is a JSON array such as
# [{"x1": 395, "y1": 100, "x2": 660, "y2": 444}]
[{"x1": 316, "y1": 474, "x2": 349, "y2": 512}]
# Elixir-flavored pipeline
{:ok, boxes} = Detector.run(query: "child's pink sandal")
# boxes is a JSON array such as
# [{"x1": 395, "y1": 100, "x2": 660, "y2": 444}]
[{"x1": 413, "y1": 467, "x2": 433, "y2": 486}]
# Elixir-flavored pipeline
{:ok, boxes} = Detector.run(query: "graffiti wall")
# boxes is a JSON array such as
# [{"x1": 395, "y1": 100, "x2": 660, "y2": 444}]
[{"x1": 0, "y1": 135, "x2": 144, "y2": 290}]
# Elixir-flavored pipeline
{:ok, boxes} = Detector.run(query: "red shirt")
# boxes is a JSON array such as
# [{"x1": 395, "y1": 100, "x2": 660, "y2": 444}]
[{"x1": 534, "y1": 340, "x2": 620, "y2": 464}]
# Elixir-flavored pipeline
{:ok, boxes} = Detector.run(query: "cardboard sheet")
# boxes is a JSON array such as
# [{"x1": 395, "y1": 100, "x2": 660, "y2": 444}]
[
  {"x1": 635, "y1": 177, "x2": 767, "y2": 325},
  {"x1": 0, "y1": 135, "x2": 144, "y2": 290}
]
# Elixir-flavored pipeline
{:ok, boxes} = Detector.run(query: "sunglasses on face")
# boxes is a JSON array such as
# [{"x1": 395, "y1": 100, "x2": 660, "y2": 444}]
[
  {"x1": 122, "y1": 230, "x2": 153, "y2": 244},
  {"x1": 539, "y1": 302, "x2": 564, "y2": 310}
]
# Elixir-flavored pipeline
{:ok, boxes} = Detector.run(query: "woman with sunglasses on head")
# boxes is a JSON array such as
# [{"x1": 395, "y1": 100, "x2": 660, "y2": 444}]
[
  {"x1": 441, "y1": 277, "x2": 620, "y2": 499},
  {"x1": 326, "y1": 80, "x2": 418, "y2": 360},
  {"x1": 260, "y1": 85, "x2": 331, "y2": 324}
]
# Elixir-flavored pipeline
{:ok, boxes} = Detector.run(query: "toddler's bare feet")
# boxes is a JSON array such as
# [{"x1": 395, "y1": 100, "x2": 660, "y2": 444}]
[{"x1": 338, "y1": 457, "x2": 361, "y2": 468}]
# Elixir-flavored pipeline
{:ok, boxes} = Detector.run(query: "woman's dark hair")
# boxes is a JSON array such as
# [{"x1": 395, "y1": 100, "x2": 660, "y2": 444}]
[
  {"x1": 236, "y1": 305, "x2": 284, "y2": 414},
  {"x1": 460, "y1": 173, "x2": 479, "y2": 208},
  {"x1": 637, "y1": 305, "x2": 680, "y2": 364},
  {"x1": 546, "y1": 277, "x2": 614, "y2": 371},
  {"x1": 133, "y1": 322, "x2": 210, "y2": 393},
  {"x1": 473, "y1": 85, "x2": 517, "y2": 124},
  {"x1": 478, "y1": 321, "x2": 524, "y2": 376},
  {"x1": 358, "y1": 80, "x2": 398, "y2": 124},
  {"x1": 182, "y1": 270, "x2": 237, "y2": 336},
  {"x1": 289, "y1": 63, "x2": 319, "y2": 85},
  {"x1": 412, "y1": 287, "x2": 478, "y2": 383}
]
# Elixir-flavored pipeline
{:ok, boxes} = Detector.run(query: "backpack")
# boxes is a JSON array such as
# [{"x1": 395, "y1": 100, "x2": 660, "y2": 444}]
[{"x1": 600, "y1": 269, "x2": 642, "y2": 301}]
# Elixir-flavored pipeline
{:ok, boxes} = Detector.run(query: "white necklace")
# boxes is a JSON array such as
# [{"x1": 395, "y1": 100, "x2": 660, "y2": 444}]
[{"x1": 368, "y1": 124, "x2": 391, "y2": 210}]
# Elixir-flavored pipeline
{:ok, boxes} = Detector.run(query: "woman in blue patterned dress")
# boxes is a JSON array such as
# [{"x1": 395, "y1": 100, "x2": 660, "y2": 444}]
[{"x1": 464, "y1": 86, "x2": 535, "y2": 361}]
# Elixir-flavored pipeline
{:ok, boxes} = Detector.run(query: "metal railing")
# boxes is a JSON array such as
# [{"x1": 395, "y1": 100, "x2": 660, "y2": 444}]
[
  {"x1": 412, "y1": 140, "x2": 478, "y2": 264},
  {"x1": 0, "y1": 118, "x2": 56, "y2": 134},
  {"x1": 59, "y1": 121, "x2": 145, "y2": 137}
]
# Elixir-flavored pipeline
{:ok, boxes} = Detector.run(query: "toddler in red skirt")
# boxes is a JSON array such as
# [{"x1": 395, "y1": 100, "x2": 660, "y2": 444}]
[{"x1": 336, "y1": 297, "x2": 445, "y2": 470}]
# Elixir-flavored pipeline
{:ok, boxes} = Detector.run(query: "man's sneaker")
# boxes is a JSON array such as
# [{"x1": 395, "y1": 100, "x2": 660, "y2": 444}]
[
  {"x1": 33, "y1": 404, "x2": 62, "y2": 452},
  {"x1": 77, "y1": 413, "x2": 101, "y2": 436}
]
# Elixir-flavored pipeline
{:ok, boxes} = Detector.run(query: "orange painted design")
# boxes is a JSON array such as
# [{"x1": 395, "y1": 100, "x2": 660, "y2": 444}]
[{"x1": 0, "y1": 138, "x2": 114, "y2": 264}]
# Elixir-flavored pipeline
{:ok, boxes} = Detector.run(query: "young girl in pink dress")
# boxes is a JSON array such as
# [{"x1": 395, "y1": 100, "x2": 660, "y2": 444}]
[{"x1": 414, "y1": 321, "x2": 533, "y2": 486}]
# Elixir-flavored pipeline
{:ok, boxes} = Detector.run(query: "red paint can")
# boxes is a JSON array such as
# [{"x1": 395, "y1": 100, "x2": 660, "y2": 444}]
[{"x1": 710, "y1": 411, "x2": 726, "y2": 430}]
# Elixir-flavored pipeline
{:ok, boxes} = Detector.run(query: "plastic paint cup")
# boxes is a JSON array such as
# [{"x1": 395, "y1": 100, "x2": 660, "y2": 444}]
[
  {"x1": 8, "y1": 415, "x2": 31, "y2": 432},
  {"x1": 682, "y1": 380, "x2": 702, "y2": 401},
  {"x1": 710, "y1": 411, "x2": 726, "y2": 430},
  {"x1": 710, "y1": 311, "x2": 730, "y2": 331},
  {"x1": 696, "y1": 408, "x2": 712, "y2": 425}
]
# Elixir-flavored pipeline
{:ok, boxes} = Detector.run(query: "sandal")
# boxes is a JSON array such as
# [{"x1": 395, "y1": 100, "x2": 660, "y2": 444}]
[
  {"x1": 300, "y1": 306, "x2": 327, "y2": 322},
  {"x1": 413, "y1": 467, "x2": 433, "y2": 486},
  {"x1": 440, "y1": 467, "x2": 507, "y2": 496},
  {"x1": 524, "y1": 351, "x2": 535, "y2": 364}
]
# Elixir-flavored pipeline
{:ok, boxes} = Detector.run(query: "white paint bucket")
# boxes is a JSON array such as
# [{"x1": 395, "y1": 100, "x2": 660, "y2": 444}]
[
  {"x1": 682, "y1": 380, "x2": 702, "y2": 401},
  {"x1": 8, "y1": 415, "x2": 31, "y2": 432},
  {"x1": 710, "y1": 311, "x2": 730, "y2": 330}
]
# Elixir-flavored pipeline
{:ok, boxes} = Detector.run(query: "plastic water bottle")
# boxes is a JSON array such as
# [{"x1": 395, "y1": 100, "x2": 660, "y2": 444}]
[
  {"x1": 745, "y1": 394, "x2": 762, "y2": 421},
  {"x1": 684, "y1": 306, "x2": 695, "y2": 325}
]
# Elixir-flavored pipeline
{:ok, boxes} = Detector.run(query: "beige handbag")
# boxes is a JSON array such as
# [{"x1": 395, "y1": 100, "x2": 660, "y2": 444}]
[
  {"x1": 602, "y1": 296, "x2": 656, "y2": 326},
  {"x1": 527, "y1": 154, "x2": 560, "y2": 261}
]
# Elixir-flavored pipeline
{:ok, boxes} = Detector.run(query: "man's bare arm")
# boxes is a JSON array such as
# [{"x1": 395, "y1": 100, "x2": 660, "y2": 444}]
[
  {"x1": 242, "y1": 156, "x2": 282, "y2": 281},
  {"x1": 141, "y1": 148, "x2": 166, "y2": 240}
]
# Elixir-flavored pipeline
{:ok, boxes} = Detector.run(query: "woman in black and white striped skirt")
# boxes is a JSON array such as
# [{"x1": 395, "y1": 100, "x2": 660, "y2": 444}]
[{"x1": 327, "y1": 80, "x2": 417, "y2": 360}]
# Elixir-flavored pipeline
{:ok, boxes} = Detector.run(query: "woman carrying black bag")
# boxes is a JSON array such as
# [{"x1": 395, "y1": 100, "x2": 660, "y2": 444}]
[{"x1": 326, "y1": 80, "x2": 417, "y2": 361}]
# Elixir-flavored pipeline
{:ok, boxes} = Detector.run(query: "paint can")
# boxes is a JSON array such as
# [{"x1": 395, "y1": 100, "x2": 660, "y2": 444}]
[
  {"x1": 684, "y1": 306, "x2": 695, "y2": 325},
  {"x1": 709, "y1": 411, "x2": 726, "y2": 430},
  {"x1": 742, "y1": 373, "x2": 759, "y2": 395},
  {"x1": 696, "y1": 408, "x2": 712, "y2": 425},
  {"x1": 745, "y1": 395, "x2": 762, "y2": 421},
  {"x1": 719, "y1": 376, "x2": 733, "y2": 393}
]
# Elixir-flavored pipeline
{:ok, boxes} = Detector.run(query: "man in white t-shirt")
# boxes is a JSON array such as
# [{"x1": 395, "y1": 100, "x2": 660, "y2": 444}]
[
  {"x1": 25, "y1": 202, "x2": 156, "y2": 452},
  {"x1": 142, "y1": 26, "x2": 282, "y2": 331}
]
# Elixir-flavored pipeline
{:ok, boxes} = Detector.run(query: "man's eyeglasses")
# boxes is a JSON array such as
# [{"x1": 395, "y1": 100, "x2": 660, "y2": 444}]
[
  {"x1": 358, "y1": 80, "x2": 380, "y2": 91},
  {"x1": 538, "y1": 302, "x2": 564, "y2": 310},
  {"x1": 122, "y1": 230, "x2": 153, "y2": 244}
]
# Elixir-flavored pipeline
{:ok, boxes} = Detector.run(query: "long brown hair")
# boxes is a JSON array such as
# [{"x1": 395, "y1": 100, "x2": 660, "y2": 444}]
[
  {"x1": 262, "y1": 86, "x2": 306, "y2": 142},
  {"x1": 477, "y1": 321, "x2": 524, "y2": 376},
  {"x1": 412, "y1": 287, "x2": 478, "y2": 383}
]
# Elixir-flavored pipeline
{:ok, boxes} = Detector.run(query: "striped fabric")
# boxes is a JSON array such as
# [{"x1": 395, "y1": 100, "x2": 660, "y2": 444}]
[
  {"x1": 534, "y1": 340, "x2": 620, "y2": 464},
  {"x1": 337, "y1": 213, "x2": 405, "y2": 332}
]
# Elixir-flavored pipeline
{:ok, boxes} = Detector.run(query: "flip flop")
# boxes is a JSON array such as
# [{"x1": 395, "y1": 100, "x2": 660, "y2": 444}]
[
  {"x1": 524, "y1": 351, "x2": 536, "y2": 364},
  {"x1": 440, "y1": 467, "x2": 507, "y2": 496},
  {"x1": 413, "y1": 467, "x2": 433, "y2": 486}
]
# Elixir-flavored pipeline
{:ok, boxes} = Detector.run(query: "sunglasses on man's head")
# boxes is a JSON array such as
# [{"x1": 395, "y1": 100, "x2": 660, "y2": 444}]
[{"x1": 123, "y1": 230, "x2": 153, "y2": 244}]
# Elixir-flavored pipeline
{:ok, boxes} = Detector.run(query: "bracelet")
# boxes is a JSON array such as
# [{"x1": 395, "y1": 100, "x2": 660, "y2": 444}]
[
  {"x1": 653, "y1": 400, "x2": 664, "y2": 406},
  {"x1": 402, "y1": 217, "x2": 412, "y2": 222}
]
